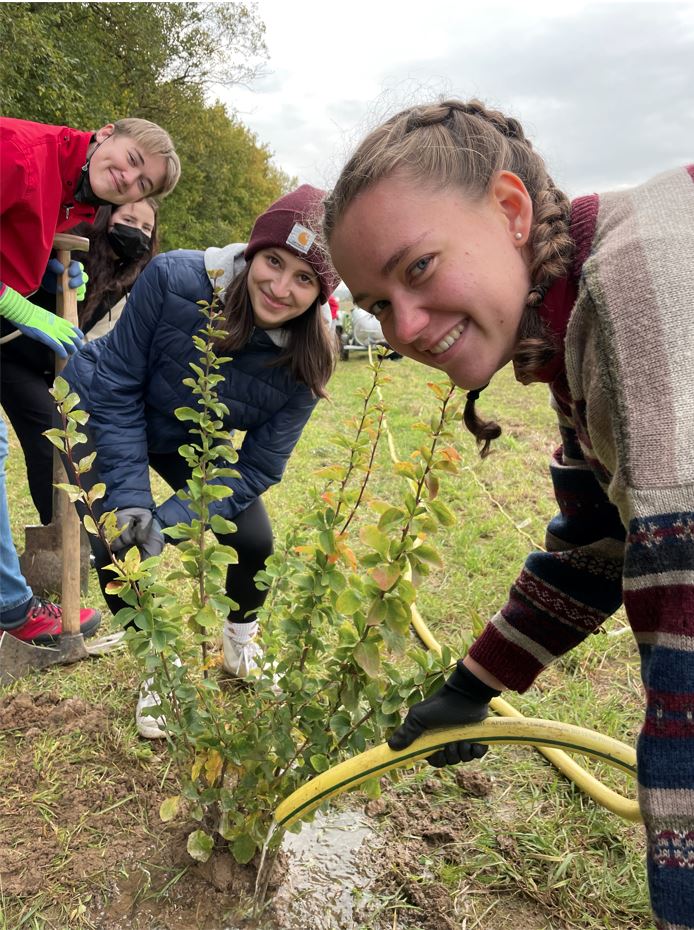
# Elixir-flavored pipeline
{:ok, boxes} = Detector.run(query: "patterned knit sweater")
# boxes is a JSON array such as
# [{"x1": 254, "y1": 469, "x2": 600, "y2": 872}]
[{"x1": 468, "y1": 165, "x2": 694, "y2": 929}]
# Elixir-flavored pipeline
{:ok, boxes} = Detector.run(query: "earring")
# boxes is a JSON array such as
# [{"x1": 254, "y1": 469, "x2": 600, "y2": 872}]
[{"x1": 514, "y1": 232, "x2": 523, "y2": 240}]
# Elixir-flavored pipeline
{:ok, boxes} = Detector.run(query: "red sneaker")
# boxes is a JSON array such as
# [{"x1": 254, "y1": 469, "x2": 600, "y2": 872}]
[{"x1": 8, "y1": 598, "x2": 102, "y2": 645}]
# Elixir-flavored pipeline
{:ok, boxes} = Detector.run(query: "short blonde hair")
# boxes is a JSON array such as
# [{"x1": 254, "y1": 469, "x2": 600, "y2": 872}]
[{"x1": 111, "y1": 118, "x2": 181, "y2": 198}]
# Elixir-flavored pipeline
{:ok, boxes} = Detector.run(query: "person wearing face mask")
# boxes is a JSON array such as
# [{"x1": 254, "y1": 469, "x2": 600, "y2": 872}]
[
  {"x1": 0, "y1": 199, "x2": 159, "y2": 528},
  {"x1": 76, "y1": 198, "x2": 159, "y2": 341}
]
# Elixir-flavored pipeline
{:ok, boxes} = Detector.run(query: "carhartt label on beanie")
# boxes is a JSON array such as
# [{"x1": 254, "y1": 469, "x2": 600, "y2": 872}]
[
  {"x1": 286, "y1": 223, "x2": 316, "y2": 254},
  {"x1": 245, "y1": 184, "x2": 340, "y2": 301}
]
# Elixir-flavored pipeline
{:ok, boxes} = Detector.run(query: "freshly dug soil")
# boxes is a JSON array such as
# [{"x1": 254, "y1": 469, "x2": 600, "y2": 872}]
[{"x1": 0, "y1": 691, "x2": 579, "y2": 930}]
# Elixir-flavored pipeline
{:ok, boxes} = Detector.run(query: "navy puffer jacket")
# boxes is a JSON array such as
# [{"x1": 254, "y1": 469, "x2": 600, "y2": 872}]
[{"x1": 63, "y1": 249, "x2": 318, "y2": 529}]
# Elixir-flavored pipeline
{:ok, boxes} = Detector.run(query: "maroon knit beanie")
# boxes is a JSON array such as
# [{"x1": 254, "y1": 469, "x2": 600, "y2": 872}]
[{"x1": 244, "y1": 184, "x2": 340, "y2": 303}]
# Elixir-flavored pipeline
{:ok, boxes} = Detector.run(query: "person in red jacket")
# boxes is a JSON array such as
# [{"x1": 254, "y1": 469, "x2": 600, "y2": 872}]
[
  {"x1": 0, "y1": 116, "x2": 179, "y2": 299},
  {"x1": 0, "y1": 116, "x2": 180, "y2": 645}
]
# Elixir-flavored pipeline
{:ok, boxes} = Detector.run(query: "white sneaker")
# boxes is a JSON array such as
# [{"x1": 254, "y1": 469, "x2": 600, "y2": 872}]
[
  {"x1": 223, "y1": 627, "x2": 263, "y2": 678},
  {"x1": 135, "y1": 677, "x2": 168, "y2": 739},
  {"x1": 135, "y1": 657, "x2": 182, "y2": 739}
]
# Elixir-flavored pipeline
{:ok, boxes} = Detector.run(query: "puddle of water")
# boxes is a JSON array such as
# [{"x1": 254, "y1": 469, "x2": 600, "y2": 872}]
[
  {"x1": 278, "y1": 808, "x2": 375, "y2": 928},
  {"x1": 227, "y1": 808, "x2": 378, "y2": 930}
]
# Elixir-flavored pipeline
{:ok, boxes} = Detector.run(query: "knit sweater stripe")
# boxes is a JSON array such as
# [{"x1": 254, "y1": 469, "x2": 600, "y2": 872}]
[
  {"x1": 514, "y1": 565, "x2": 615, "y2": 626},
  {"x1": 591, "y1": 170, "x2": 694, "y2": 492},
  {"x1": 625, "y1": 585, "x2": 694, "y2": 637},
  {"x1": 582, "y1": 169, "x2": 694, "y2": 929},
  {"x1": 646, "y1": 789, "x2": 694, "y2": 818},
  {"x1": 648, "y1": 825, "x2": 694, "y2": 928},
  {"x1": 636, "y1": 173, "x2": 694, "y2": 483},
  {"x1": 651, "y1": 830, "x2": 694, "y2": 867},
  {"x1": 467, "y1": 622, "x2": 544, "y2": 689},
  {"x1": 625, "y1": 571, "x2": 694, "y2": 592},
  {"x1": 643, "y1": 720, "x2": 694, "y2": 739},
  {"x1": 469, "y1": 166, "x2": 694, "y2": 927},
  {"x1": 648, "y1": 824, "x2": 694, "y2": 916},
  {"x1": 468, "y1": 439, "x2": 625, "y2": 690},
  {"x1": 637, "y1": 634, "x2": 694, "y2": 653}
]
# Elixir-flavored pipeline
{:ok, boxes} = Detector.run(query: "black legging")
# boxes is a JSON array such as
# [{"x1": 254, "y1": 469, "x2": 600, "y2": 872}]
[
  {"x1": 0, "y1": 290, "x2": 131, "y2": 526},
  {"x1": 67, "y1": 426, "x2": 273, "y2": 625},
  {"x1": 0, "y1": 350, "x2": 55, "y2": 525}
]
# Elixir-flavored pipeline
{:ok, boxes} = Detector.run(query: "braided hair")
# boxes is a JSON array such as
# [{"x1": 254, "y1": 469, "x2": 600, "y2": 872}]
[{"x1": 323, "y1": 99, "x2": 574, "y2": 456}]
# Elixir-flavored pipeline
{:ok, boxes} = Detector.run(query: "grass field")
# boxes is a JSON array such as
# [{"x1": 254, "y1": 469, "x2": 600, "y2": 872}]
[{"x1": 1, "y1": 355, "x2": 650, "y2": 930}]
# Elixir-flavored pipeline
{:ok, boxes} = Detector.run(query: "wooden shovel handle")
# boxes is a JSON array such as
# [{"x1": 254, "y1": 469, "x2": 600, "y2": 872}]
[
  {"x1": 53, "y1": 237, "x2": 89, "y2": 636},
  {"x1": 55, "y1": 247, "x2": 80, "y2": 367}
]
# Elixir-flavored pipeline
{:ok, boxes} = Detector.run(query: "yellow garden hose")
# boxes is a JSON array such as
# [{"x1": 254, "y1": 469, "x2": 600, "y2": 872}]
[
  {"x1": 274, "y1": 354, "x2": 641, "y2": 828},
  {"x1": 275, "y1": 717, "x2": 638, "y2": 829},
  {"x1": 410, "y1": 601, "x2": 641, "y2": 822},
  {"x1": 274, "y1": 600, "x2": 640, "y2": 829}
]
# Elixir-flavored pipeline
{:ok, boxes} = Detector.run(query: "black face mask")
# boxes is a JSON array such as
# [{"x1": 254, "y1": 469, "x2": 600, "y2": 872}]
[
  {"x1": 107, "y1": 223, "x2": 151, "y2": 261},
  {"x1": 74, "y1": 140, "x2": 112, "y2": 207}
]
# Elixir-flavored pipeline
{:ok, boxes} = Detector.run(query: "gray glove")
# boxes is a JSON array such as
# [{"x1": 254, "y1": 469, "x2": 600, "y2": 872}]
[
  {"x1": 388, "y1": 661, "x2": 500, "y2": 767},
  {"x1": 112, "y1": 507, "x2": 163, "y2": 557},
  {"x1": 140, "y1": 518, "x2": 165, "y2": 558}
]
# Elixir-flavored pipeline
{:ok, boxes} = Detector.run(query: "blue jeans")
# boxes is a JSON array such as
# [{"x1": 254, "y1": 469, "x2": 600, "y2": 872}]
[{"x1": 0, "y1": 416, "x2": 33, "y2": 624}]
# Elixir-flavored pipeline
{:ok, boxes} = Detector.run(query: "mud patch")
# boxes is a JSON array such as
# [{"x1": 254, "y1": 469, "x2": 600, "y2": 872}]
[
  {"x1": 97, "y1": 809, "x2": 380, "y2": 930},
  {"x1": 455, "y1": 766, "x2": 495, "y2": 798},
  {"x1": 1, "y1": 693, "x2": 388, "y2": 930},
  {"x1": 0, "y1": 691, "x2": 168, "y2": 903},
  {"x1": 93, "y1": 837, "x2": 258, "y2": 930},
  {"x1": 0, "y1": 690, "x2": 106, "y2": 736}
]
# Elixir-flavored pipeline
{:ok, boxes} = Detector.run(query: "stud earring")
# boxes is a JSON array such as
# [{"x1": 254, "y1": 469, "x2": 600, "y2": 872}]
[{"x1": 514, "y1": 232, "x2": 523, "y2": 240}]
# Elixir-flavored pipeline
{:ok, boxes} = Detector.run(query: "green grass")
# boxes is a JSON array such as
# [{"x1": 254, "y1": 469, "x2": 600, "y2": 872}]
[{"x1": 1, "y1": 356, "x2": 649, "y2": 929}]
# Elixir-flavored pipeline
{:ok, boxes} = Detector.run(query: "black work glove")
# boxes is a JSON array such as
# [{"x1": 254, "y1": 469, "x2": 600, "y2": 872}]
[
  {"x1": 388, "y1": 661, "x2": 501, "y2": 767},
  {"x1": 111, "y1": 507, "x2": 159, "y2": 553}
]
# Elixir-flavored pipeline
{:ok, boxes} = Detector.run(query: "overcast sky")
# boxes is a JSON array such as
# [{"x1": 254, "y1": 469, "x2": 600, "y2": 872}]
[{"x1": 220, "y1": 0, "x2": 693, "y2": 198}]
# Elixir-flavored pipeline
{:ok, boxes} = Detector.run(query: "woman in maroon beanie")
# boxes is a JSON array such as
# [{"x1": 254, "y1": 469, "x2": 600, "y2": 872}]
[{"x1": 61, "y1": 185, "x2": 339, "y2": 737}]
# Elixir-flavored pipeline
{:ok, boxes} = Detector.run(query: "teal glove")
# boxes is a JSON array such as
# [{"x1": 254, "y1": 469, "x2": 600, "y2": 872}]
[
  {"x1": 42, "y1": 258, "x2": 89, "y2": 302},
  {"x1": 0, "y1": 284, "x2": 84, "y2": 358}
]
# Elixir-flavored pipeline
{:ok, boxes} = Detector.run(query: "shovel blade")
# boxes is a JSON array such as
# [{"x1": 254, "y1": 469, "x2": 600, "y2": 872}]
[
  {"x1": 0, "y1": 630, "x2": 63, "y2": 686},
  {"x1": 19, "y1": 524, "x2": 90, "y2": 597},
  {"x1": 0, "y1": 629, "x2": 127, "y2": 686}
]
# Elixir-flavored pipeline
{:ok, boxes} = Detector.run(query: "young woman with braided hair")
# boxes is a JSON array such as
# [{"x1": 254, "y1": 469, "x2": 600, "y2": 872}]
[{"x1": 325, "y1": 98, "x2": 694, "y2": 929}]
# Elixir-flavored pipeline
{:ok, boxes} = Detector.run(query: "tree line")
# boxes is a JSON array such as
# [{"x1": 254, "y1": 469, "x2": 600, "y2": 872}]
[{"x1": 0, "y1": 2, "x2": 291, "y2": 250}]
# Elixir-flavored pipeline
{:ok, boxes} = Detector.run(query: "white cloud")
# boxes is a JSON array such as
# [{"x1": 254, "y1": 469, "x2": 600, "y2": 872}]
[{"x1": 219, "y1": 0, "x2": 694, "y2": 195}]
